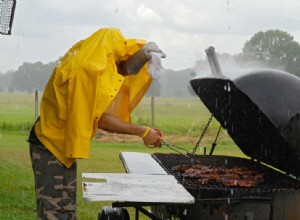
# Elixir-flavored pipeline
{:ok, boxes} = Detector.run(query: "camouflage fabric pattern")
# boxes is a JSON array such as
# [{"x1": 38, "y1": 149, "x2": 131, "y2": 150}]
[{"x1": 30, "y1": 143, "x2": 77, "y2": 220}]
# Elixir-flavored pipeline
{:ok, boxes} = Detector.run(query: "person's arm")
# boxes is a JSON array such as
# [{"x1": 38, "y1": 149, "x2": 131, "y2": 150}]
[
  {"x1": 116, "y1": 42, "x2": 166, "y2": 76},
  {"x1": 116, "y1": 61, "x2": 129, "y2": 76},
  {"x1": 98, "y1": 113, "x2": 162, "y2": 147}
]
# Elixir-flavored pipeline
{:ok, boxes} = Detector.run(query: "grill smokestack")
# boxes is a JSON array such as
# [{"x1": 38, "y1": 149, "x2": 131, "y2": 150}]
[{"x1": 205, "y1": 46, "x2": 224, "y2": 78}]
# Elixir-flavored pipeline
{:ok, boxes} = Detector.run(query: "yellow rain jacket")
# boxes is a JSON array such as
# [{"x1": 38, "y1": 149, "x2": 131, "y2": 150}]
[{"x1": 35, "y1": 28, "x2": 152, "y2": 168}]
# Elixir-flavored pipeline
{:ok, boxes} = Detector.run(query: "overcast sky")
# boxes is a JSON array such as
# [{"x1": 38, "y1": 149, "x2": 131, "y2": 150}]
[{"x1": 1, "y1": 0, "x2": 300, "y2": 73}]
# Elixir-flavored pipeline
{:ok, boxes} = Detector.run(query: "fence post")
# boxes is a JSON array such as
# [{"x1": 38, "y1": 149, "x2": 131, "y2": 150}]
[
  {"x1": 35, "y1": 90, "x2": 38, "y2": 121},
  {"x1": 151, "y1": 96, "x2": 155, "y2": 127}
]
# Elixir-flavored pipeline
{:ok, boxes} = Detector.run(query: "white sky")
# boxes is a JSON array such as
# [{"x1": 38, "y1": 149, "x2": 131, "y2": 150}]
[{"x1": 1, "y1": 0, "x2": 300, "y2": 72}]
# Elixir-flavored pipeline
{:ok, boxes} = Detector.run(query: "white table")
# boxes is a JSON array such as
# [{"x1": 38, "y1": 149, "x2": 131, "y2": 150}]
[
  {"x1": 82, "y1": 173, "x2": 194, "y2": 204},
  {"x1": 82, "y1": 152, "x2": 194, "y2": 204},
  {"x1": 82, "y1": 152, "x2": 195, "y2": 220}
]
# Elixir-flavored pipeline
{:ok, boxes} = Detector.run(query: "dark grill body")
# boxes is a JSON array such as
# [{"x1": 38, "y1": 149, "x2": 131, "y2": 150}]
[{"x1": 149, "y1": 69, "x2": 300, "y2": 220}]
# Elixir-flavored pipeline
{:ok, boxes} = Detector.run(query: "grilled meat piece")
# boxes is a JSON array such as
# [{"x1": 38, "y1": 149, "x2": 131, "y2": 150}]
[{"x1": 171, "y1": 164, "x2": 189, "y2": 173}]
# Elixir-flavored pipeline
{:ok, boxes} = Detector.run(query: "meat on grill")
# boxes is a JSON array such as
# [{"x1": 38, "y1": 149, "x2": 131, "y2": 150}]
[{"x1": 172, "y1": 164, "x2": 264, "y2": 187}]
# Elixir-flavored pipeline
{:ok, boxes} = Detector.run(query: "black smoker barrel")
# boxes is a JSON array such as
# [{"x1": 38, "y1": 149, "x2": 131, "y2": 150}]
[
  {"x1": 151, "y1": 48, "x2": 300, "y2": 220},
  {"x1": 151, "y1": 69, "x2": 300, "y2": 220},
  {"x1": 150, "y1": 69, "x2": 300, "y2": 220}
]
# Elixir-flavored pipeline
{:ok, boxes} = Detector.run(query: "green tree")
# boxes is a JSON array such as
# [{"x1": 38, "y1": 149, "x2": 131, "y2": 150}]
[
  {"x1": 242, "y1": 29, "x2": 300, "y2": 76},
  {"x1": 8, "y1": 61, "x2": 56, "y2": 92}
]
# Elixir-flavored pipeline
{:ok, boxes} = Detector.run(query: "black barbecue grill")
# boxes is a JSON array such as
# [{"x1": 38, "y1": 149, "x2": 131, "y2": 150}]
[
  {"x1": 149, "y1": 47, "x2": 300, "y2": 219},
  {"x1": 151, "y1": 65, "x2": 300, "y2": 202}
]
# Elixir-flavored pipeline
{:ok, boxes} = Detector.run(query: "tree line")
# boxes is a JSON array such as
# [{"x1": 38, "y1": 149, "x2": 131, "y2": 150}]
[{"x1": 1, "y1": 29, "x2": 300, "y2": 96}]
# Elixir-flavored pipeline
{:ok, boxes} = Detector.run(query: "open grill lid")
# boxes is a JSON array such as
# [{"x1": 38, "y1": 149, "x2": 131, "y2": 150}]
[{"x1": 190, "y1": 69, "x2": 300, "y2": 177}]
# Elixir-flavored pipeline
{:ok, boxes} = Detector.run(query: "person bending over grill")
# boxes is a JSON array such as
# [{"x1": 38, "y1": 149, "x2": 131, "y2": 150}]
[{"x1": 27, "y1": 27, "x2": 165, "y2": 220}]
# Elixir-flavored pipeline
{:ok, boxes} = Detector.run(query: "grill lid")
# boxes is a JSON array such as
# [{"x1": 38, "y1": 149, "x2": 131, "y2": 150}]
[{"x1": 190, "y1": 69, "x2": 300, "y2": 177}]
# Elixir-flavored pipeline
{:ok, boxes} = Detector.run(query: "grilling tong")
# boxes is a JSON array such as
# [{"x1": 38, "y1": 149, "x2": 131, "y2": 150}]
[{"x1": 145, "y1": 114, "x2": 222, "y2": 158}]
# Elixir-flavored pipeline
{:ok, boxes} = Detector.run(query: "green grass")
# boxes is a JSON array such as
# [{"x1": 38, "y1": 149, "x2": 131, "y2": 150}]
[
  {"x1": 0, "y1": 131, "x2": 35, "y2": 220},
  {"x1": 0, "y1": 92, "x2": 36, "y2": 131},
  {"x1": 0, "y1": 92, "x2": 246, "y2": 219}
]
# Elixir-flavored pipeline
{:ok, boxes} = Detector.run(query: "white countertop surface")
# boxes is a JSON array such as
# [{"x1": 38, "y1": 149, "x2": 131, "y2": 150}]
[
  {"x1": 119, "y1": 151, "x2": 168, "y2": 175},
  {"x1": 82, "y1": 152, "x2": 194, "y2": 204},
  {"x1": 82, "y1": 173, "x2": 194, "y2": 204}
]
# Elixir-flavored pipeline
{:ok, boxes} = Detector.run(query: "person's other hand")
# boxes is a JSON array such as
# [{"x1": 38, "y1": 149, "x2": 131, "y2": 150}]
[
  {"x1": 126, "y1": 42, "x2": 166, "y2": 75},
  {"x1": 142, "y1": 42, "x2": 166, "y2": 59}
]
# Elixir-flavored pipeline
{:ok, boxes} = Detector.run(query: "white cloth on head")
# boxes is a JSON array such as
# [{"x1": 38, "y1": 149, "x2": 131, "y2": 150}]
[{"x1": 148, "y1": 52, "x2": 164, "y2": 80}]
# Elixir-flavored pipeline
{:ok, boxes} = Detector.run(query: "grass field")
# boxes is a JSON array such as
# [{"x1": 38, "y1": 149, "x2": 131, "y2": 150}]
[{"x1": 0, "y1": 92, "x2": 246, "y2": 219}]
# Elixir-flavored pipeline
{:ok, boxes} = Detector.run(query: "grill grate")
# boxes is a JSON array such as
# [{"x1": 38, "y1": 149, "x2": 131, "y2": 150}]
[{"x1": 152, "y1": 153, "x2": 300, "y2": 200}]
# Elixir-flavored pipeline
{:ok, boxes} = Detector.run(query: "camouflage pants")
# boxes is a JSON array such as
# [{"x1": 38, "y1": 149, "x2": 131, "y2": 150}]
[{"x1": 30, "y1": 143, "x2": 77, "y2": 220}]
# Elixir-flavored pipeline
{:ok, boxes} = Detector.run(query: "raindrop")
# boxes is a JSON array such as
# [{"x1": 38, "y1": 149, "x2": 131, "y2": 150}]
[
  {"x1": 227, "y1": 198, "x2": 230, "y2": 204},
  {"x1": 225, "y1": 159, "x2": 228, "y2": 165},
  {"x1": 224, "y1": 214, "x2": 228, "y2": 220},
  {"x1": 227, "y1": 83, "x2": 231, "y2": 92},
  {"x1": 199, "y1": 147, "x2": 203, "y2": 153},
  {"x1": 230, "y1": 189, "x2": 234, "y2": 194}
]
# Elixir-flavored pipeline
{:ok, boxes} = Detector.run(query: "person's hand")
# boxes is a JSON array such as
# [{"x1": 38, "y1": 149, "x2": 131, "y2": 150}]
[
  {"x1": 142, "y1": 127, "x2": 163, "y2": 148},
  {"x1": 142, "y1": 42, "x2": 166, "y2": 58},
  {"x1": 126, "y1": 42, "x2": 166, "y2": 75}
]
